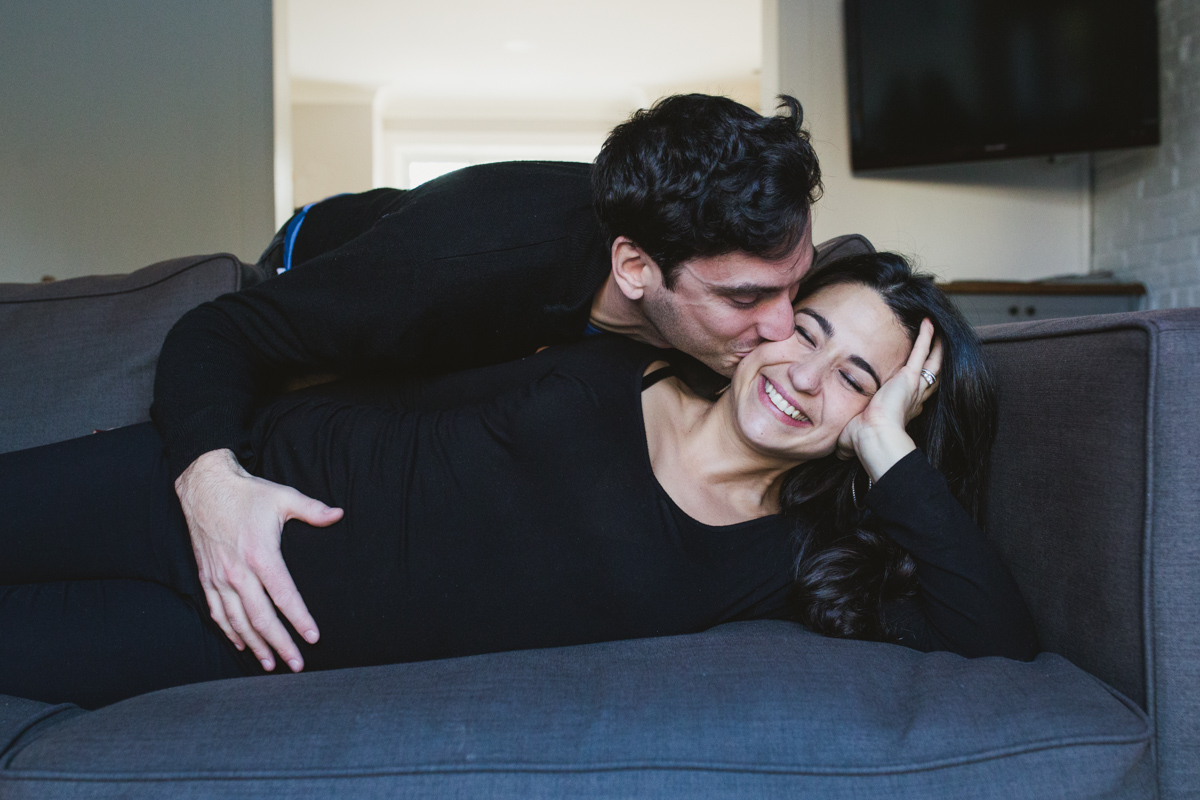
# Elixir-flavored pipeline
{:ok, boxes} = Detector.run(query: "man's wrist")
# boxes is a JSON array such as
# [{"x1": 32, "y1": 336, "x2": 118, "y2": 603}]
[{"x1": 175, "y1": 448, "x2": 243, "y2": 493}]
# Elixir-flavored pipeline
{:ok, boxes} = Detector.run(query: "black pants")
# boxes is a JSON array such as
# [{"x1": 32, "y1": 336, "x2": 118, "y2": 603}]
[{"x1": 0, "y1": 424, "x2": 248, "y2": 709}]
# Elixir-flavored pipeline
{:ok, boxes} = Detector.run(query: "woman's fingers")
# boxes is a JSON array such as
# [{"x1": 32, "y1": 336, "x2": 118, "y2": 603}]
[
  {"x1": 907, "y1": 321, "x2": 944, "y2": 405},
  {"x1": 924, "y1": 331, "x2": 944, "y2": 374},
  {"x1": 906, "y1": 318, "x2": 936, "y2": 372}
]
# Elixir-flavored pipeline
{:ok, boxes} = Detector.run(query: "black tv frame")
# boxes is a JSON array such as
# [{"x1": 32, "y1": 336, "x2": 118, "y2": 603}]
[{"x1": 844, "y1": 0, "x2": 1161, "y2": 172}]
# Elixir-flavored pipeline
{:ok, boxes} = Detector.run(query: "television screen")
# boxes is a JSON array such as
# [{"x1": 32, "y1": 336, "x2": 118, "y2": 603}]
[{"x1": 844, "y1": 0, "x2": 1160, "y2": 171}]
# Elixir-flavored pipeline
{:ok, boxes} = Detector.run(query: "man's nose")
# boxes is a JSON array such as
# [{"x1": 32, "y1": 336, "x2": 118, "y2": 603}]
[{"x1": 755, "y1": 292, "x2": 798, "y2": 342}]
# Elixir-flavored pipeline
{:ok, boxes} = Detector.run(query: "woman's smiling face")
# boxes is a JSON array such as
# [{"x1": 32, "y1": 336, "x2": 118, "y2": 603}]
[{"x1": 728, "y1": 281, "x2": 913, "y2": 461}]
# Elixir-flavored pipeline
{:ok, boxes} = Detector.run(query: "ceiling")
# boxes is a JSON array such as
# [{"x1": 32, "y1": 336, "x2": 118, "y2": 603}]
[{"x1": 287, "y1": 0, "x2": 762, "y2": 119}]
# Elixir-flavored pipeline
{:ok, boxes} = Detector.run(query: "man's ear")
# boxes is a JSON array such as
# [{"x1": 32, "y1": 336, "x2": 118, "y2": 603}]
[{"x1": 610, "y1": 236, "x2": 661, "y2": 301}]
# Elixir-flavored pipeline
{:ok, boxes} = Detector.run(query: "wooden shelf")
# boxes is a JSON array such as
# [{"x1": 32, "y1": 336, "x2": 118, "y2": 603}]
[{"x1": 938, "y1": 281, "x2": 1146, "y2": 296}]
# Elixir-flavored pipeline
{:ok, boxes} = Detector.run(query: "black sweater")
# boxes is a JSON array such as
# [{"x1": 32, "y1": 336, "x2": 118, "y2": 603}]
[
  {"x1": 248, "y1": 336, "x2": 1038, "y2": 670},
  {"x1": 153, "y1": 161, "x2": 609, "y2": 479}
]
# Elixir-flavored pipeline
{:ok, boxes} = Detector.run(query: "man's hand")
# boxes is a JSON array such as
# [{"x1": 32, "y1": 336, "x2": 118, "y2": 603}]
[{"x1": 174, "y1": 449, "x2": 343, "y2": 672}]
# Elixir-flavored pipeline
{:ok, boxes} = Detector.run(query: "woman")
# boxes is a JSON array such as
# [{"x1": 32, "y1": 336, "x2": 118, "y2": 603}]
[{"x1": 0, "y1": 252, "x2": 1037, "y2": 709}]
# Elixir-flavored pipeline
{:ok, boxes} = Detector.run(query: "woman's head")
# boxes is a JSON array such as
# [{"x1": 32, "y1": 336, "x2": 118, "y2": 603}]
[
  {"x1": 724, "y1": 251, "x2": 995, "y2": 507},
  {"x1": 751, "y1": 251, "x2": 998, "y2": 642},
  {"x1": 785, "y1": 251, "x2": 998, "y2": 514},
  {"x1": 726, "y1": 280, "x2": 914, "y2": 464}
]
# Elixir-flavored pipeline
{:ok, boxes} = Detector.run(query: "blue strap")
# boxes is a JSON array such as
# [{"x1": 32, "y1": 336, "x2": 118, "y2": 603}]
[
  {"x1": 582, "y1": 321, "x2": 606, "y2": 337},
  {"x1": 277, "y1": 192, "x2": 352, "y2": 274},
  {"x1": 277, "y1": 202, "x2": 317, "y2": 274}
]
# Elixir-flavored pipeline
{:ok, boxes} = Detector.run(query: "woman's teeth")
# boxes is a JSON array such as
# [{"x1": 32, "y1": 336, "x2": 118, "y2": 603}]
[{"x1": 765, "y1": 380, "x2": 808, "y2": 422}]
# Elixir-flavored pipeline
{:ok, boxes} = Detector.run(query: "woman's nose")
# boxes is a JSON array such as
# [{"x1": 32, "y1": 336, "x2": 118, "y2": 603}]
[{"x1": 787, "y1": 357, "x2": 823, "y2": 394}]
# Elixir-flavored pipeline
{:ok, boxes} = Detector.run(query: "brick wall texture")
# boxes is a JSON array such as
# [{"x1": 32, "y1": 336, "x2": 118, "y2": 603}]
[{"x1": 1092, "y1": 0, "x2": 1200, "y2": 309}]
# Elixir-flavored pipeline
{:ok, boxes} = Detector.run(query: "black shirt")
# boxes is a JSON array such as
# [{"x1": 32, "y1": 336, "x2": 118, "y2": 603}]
[
  {"x1": 153, "y1": 161, "x2": 609, "y2": 479},
  {"x1": 247, "y1": 336, "x2": 1037, "y2": 671}
]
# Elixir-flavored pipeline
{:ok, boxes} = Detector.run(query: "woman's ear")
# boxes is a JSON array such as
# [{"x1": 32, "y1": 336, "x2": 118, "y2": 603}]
[{"x1": 610, "y1": 236, "x2": 661, "y2": 301}]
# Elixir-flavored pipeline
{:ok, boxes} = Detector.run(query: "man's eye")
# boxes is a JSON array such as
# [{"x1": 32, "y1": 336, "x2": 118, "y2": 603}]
[{"x1": 729, "y1": 295, "x2": 759, "y2": 307}]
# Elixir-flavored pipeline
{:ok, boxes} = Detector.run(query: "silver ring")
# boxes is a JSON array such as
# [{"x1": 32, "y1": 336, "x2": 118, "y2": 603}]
[{"x1": 920, "y1": 369, "x2": 937, "y2": 387}]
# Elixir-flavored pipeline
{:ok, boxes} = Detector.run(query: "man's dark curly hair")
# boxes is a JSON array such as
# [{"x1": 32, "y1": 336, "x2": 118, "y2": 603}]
[{"x1": 592, "y1": 94, "x2": 822, "y2": 288}]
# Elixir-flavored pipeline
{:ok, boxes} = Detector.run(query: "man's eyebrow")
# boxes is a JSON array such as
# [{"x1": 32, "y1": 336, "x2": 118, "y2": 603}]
[
  {"x1": 798, "y1": 309, "x2": 882, "y2": 390},
  {"x1": 712, "y1": 282, "x2": 789, "y2": 296}
]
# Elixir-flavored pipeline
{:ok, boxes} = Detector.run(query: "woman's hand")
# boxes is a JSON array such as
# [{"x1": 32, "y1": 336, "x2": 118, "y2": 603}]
[{"x1": 836, "y1": 318, "x2": 943, "y2": 483}]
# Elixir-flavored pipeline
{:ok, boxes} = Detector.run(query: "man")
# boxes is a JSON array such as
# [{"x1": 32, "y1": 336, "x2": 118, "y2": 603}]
[{"x1": 152, "y1": 94, "x2": 827, "y2": 675}]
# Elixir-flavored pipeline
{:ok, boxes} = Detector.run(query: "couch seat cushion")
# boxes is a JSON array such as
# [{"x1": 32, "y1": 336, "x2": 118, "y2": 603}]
[{"x1": 0, "y1": 621, "x2": 1150, "y2": 799}]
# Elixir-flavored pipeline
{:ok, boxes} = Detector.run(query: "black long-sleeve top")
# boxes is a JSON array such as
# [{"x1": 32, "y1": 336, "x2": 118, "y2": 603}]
[
  {"x1": 153, "y1": 161, "x2": 609, "y2": 479},
  {"x1": 247, "y1": 335, "x2": 1038, "y2": 671}
]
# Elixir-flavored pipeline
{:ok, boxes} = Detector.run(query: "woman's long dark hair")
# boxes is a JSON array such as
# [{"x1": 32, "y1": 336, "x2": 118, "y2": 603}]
[{"x1": 781, "y1": 252, "x2": 997, "y2": 642}]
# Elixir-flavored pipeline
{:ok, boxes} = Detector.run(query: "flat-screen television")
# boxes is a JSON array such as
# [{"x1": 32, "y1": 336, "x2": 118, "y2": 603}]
[{"x1": 844, "y1": 0, "x2": 1160, "y2": 171}]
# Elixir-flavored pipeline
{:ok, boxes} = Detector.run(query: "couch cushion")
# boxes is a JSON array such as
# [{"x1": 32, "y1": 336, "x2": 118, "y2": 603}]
[
  {"x1": 978, "y1": 308, "x2": 1200, "y2": 798},
  {"x1": 0, "y1": 255, "x2": 251, "y2": 455},
  {"x1": 0, "y1": 622, "x2": 1151, "y2": 799},
  {"x1": 814, "y1": 233, "x2": 875, "y2": 267}
]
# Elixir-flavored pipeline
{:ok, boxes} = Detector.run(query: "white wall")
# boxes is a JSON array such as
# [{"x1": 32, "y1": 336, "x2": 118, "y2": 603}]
[
  {"x1": 767, "y1": 0, "x2": 1091, "y2": 281},
  {"x1": 0, "y1": 0, "x2": 275, "y2": 283},
  {"x1": 292, "y1": 103, "x2": 375, "y2": 206}
]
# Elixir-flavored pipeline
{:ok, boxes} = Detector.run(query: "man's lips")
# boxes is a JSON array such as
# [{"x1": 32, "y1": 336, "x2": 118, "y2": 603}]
[{"x1": 759, "y1": 376, "x2": 811, "y2": 427}]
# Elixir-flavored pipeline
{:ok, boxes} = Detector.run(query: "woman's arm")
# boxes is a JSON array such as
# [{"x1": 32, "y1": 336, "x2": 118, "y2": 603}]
[
  {"x1": 838, "y1": 319, "x2": 1037, "y2": 660},
  {"x1": 866, "y1": 451, "x2": 1039, "y2": 660}
]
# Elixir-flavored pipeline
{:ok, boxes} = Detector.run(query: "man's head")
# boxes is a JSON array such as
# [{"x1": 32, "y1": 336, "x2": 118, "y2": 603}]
[{"x1": 593, "y1": 94, "x2": 823, "y2": 376}]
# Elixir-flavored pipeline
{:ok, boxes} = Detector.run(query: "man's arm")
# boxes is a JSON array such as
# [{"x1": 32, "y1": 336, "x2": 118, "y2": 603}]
[{"x1": 152, "y1": 162, "x2": 604, "y2": 669}]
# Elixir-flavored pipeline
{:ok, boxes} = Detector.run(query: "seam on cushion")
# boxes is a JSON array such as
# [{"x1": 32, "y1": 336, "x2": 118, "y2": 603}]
[
  {"x1": 984, "y1": 317, "x2": 1157, "y2": 715},
  {"x1": 0, "y1": 733, "x2": 1153, "y2": 782},
  {"x1": 1078, "y1": 665, "x2": 1153, "y2": 725},
  {"x1": 1142, "y1": 323, "x2": 1161, "y2": 787},
  {"x1": 0, "y1": 705, "x2": 86, "y2": 768},
  {"x1": 0, "y1": 255, "x2": 241, "y2": 305},
  {"x1": 978, "y1": 311, "x2": 1200, "y2": 346}
]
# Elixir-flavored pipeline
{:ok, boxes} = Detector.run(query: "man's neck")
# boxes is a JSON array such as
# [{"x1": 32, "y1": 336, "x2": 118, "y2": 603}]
[{"x1": 588, "y1": 274, "x2": 670, "y2": 348}]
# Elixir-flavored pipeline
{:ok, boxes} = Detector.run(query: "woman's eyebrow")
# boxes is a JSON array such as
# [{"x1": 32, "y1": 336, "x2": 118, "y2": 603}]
[
  {"x1": 849, "y1": 356, "x2": 882, "y2": 391},
  {"x1": 797, "y1": 308, "x2": 881, "y2": 390},
  {"x1": 796, "y1": 308, "x2": 833, "y2": 337}
]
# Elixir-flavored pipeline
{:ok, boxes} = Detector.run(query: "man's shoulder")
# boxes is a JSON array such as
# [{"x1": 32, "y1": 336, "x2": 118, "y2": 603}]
[{"x1": 428, "y1": 160, "x2": 594, "y2": 198}]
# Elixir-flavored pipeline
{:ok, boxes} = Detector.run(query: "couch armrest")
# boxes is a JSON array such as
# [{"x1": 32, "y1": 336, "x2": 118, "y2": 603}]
[
  {"x1": 0, "y1": 254, "x2": 257, "y2": 455},
  {"x1": 979, "y1": 309, "x2": 1200, "y2": 798}
]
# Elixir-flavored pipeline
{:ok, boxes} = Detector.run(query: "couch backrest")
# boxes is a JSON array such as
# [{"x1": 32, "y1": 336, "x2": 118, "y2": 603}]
[
  {"x1": 979, "y1": 309, "x2": 1200, "y2": 799},
  {"x1": 0, "y1": 254, "x2": 252, "y2": 455}
]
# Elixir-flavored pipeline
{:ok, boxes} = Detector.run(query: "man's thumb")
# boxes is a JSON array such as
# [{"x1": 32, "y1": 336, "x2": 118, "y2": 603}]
[{"x1": 293, "y1": 497, "x2": 344, "y2": 527}]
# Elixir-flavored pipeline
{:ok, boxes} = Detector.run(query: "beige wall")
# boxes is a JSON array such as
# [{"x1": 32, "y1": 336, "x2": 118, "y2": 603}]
[
  {"x1": 0, "y1": 0, "x2": 276, "y2": 283},
  {"x1": 767, "y1": 0, "x2": 1091, "y2": 281},
  {"x1": 292, "y1": 103, "x2": 376, "y2": 207}
]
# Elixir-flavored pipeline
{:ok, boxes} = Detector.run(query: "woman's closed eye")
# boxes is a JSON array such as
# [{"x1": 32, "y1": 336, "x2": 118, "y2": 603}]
[
  {"x1": 840, "y1": 371, "x2": 867, "y2": 395},
  {"x1": 796, "y1": 324, "x2": 870, "y2": 395}
]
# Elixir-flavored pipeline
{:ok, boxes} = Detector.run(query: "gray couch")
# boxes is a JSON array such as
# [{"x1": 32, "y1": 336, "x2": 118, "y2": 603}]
[{"x1": 0, "y1": 254, "x2": 1196, "y2": 799}]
